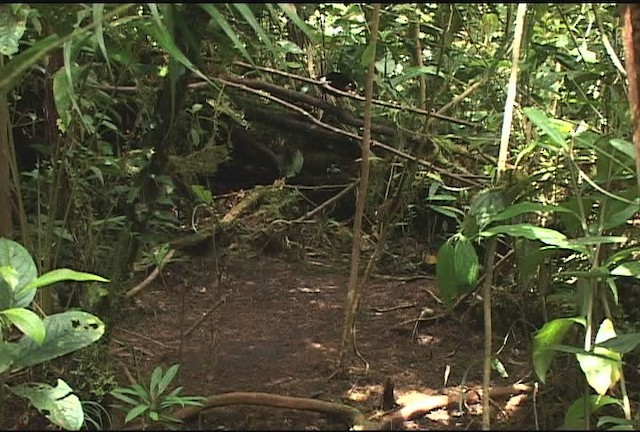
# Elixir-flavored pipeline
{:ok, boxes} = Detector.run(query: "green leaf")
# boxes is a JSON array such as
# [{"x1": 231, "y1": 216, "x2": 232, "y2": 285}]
[
  {"x1": 0, "y1": 4, "x2": 31, "y2": 56},
  {"x1": 12, "y1": 311, "x2": 104, "y2": 372},
  {"x1": 563, "y1": 395, "x2": 622, "y2": 429},
  {"x1": 488, "y1": 202, "x2": 578, "y2": 224},
  {"x1": 608, "y1": 139, "x2": 636, "y2": 160},
  {"x1": 52, "y1": 64, "x2": 86, "y2": 132},
  {"x1": 10, "y1": 379, "x2": 84, "y2": 430},
  {"x1": 92, "y1": 4, "x2": 112, "y2": 75},
  {"x1": 597, "y1": 416, "x2": 634, "y2": 430},
  {"x1": 360, "y1": 43, "x2": 376, "y2": 67},
  {"x1": 492, "y1": 357, "x2": 508, "y2": 378},
  {"x1": 602, "y1": 201, "x2": 640, "y2": 231},
  {"x1": 0, "y1": 341, "x2": 19, "y2": 374},
  {"x1": 124, "y1": 404, "x2": 148, "y2": 424},
  {"x1": 283, "y1": 149, "x2": 304, "y2": 178},
  {"x1": 142, "y1": 15, "x2": 218, "y2": 90},
  {"x1": 0, "y1": 266, "x2": 18, "y2": 309},
  {"x1": 24, "y1": 268, "x2": 109, "y2": 292},
  {"x1": 110, "y1": 390, "x2": 141, "y2": 406},
  {"x1": 567, "y1": 236, "x2": 629, "y2": 246},
  {"x1": 233, "y1": 4, "x2": 274, "y2": 53},
  {"x1": 436, "y1": 242, "x2": 457, "y2": 308},
  {"x1": 191, "y1": 185, "x2": 213, "y2": 205},
  {"x1": 597, "y1": 333, "x2": 640, "y2": 354},
  {"x1": 481, "y1": 224, "x2": 566, "y2": 245},
  {"x1": 532, "y1": 317, "x2": 584, "y2": 383},
  {"x1": 390, "y1": 65, "x2": 444, "y2": 87},
  {"x1": 428, "y1": 205, "x2": 464, "y2": 219},
  {"x1": 453, "y1": 238, "x2": 479, "y2": 289},
  {"x1": 611, "y1": 262, "x2": 640, "y2": 278},
  {"x1": 523, "y1": 107, "x2": 568, "y2": 149},
  {"x1": 157, "y1": 364, "x2": 180, "y2": 396},
  {"x1": 0, "y1": 239, "x2": 38, "y2": 308},
  {"x1": 576, "y1": 319, "x2": 621, "y2": 395},
  {"x1": 201, "y1": 4, "x2": 254, "y2": 66},
  {"x1": 469, "y1": 189, "x2": 506, "y2": 231},
  {"x1": 277, "y1": 4, "x2": 318, "y2": 44},
  {"x1": 149, "y1": 365, "x2": 164, "y2": 396},
  {"x1": 1, "y1": 308, "x2": 45, "y2": 344},
  {"x1": 0, "y1": 33, "x2": 61, "y2": 93}
]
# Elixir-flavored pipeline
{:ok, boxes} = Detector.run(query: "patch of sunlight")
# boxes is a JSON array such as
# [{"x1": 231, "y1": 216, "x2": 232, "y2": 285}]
[
  {"x1": 305, "y1": 340, "x2": 337, "y2": 354},
  {"x1": 346, "y1": 384, "x2": 382, "y2": 402}
]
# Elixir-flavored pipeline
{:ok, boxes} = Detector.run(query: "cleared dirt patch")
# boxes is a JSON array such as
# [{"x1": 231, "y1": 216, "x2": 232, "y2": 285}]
[{"x1": 110, "y1": 254, "x2": 534, "y2": 430}]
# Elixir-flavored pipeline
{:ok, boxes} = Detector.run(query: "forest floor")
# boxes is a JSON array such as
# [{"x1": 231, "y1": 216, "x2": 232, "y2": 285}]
[{"x1": 109, "y1": 251, "x2": 541, "y2": 430}]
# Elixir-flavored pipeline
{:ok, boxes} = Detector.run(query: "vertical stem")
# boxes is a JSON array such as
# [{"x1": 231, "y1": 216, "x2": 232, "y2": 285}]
[
  {"x1": 482, "y1": 4, "x2": 528, "y2": 430},
  {"x1": 337, "y1": 3, "x2": 382, "y2": 370}
]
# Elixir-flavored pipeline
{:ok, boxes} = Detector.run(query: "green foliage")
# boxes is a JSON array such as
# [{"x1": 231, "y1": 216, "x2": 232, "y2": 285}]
[
  {"x1": 110, "y1": 364, "x2": 206, "y2": 429},
  {"x1": 436, "y1": 237, "x2": 480, "y2": 307},
  {"x1": 0, "y1": 239, "x2": 107, "y2": 430}
]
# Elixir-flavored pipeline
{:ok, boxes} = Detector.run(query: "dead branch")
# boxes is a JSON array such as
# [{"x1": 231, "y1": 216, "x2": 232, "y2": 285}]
[
  {"x1": 215, "y1": 77, "x2": 480, "y2": 187},
  {"x1": 231, "y1": 61, "x2": 478, "y2": 128},
  {"x1": 125, "y1": 249, "x2": 175, "y2": 299}
]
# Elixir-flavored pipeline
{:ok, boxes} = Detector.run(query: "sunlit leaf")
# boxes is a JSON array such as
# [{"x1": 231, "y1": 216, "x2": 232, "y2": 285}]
[
  {"x1": 523, "y1": 107, "x2": 568, "y2": 149},
  {"x1": 233, "y1": 4, "x2": 275, "y2": 53},
  {"x1": 576, "y1": 319, "x2": 621, "y2": 395},
  {"x1": 532, "y1": 317, "x2": 584, "y2": 383}
]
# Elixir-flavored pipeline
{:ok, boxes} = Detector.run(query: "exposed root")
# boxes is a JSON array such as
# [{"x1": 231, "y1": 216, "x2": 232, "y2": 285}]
[{"x1": 121, "y1": 384, "x2": 532, "y2": 430}]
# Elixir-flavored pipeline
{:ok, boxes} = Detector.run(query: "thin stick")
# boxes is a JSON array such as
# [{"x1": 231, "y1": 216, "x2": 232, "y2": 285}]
[
  {"x1": 185, "y1": 297, "x2": 226, "y2": 337},
  {"x1": 125, "y1": 249, "x2": 176, "y2": 299}
]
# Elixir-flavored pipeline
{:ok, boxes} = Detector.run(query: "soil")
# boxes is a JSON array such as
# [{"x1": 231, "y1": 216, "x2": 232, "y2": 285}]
[{"x1": 106, "y1": 250, "x2": 540, "y2": 431}]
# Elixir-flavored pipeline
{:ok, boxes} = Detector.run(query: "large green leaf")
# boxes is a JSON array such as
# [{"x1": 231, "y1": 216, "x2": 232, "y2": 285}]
[
  {"x1": 141, "y1": 15, "x2": 217, "y2": 89},
  {"x1": 469, "y1": 189, "x2": 506, "y2": 231},
  {"x1": 523, "y1": 107, "x2": 568, "y2": 149},
  {"x1": 24, "y1": 268, "x2": 109, "y2": 291},
  {"x1": 488, "y1": 202, "x2": 578, "y2": 224},
  {"x1": 278, "y1": 4, "x2": 318, "y2": 44},
  {"x1": 436, "y1": 242, "x2": 457, "y2": 307},
  {"x1": 52, "y1": 64, "x2": 86, "y2": 133},
  {"x1": 200, "y1": 4, "x2": 254, "y2": 66},
  {"x1": 453, "y1": 238, "x2": 479, "y2": 290},
  {"x1": 0, "y1": 265, "x2": 18, "y2": 309},
  {"x1": 611, "y1": 262, "x2": 640, "y2": 278},
  {"x1": 12, "y1": 311, "x2": 104, "y2": 371},
  {"x1": 576, "y1": 319, "x2": 621, "y2": 395},
  {"x1": 481, "y1": 224, "x2": 590, "y2": 255},
  {"x1": 0, "y1": 341, "x2": 19, "y2": 374},
  {"x1": 532, "y1": 317, "x2": 584, "y2": 383},
  {"x1": 92, "y1": 4, "x2": 112, "y2": 75},
  {"x1": 1, "y1": 307, "x2": 45, "y2": 344},
  {"x1": 0, "y1": 4, "x2": 32, "y2": 56},
  {"x1": 597, "y1": 333, "x2": 640, "y2": 354},
  {"x1": 0, "y1": 33, "x2": 60, "y2": 93},
  {"x1": 563, "y1": 395, "x2": 622, "y2": 430},
  {"x1": 233, "y1": 4, "x2": 275, "y2": 53},
  {"x1": 0, "y1": 239, "x2": 37, "y2": 308},
  {"x1": 601, "y1": 193, "x2": 640, "y2": 231},
  {"x1": 10, "y1": 379, "x2": 84, "y2": 430}
]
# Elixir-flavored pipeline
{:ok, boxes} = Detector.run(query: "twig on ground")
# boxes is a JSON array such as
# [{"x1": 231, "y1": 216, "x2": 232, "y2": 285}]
[
  {"x1": 125, "y1": 249, "x2": 176, "y2": 299},
  {"x1": 185, "y1": 297, "x2": 227, "y2": 337}
]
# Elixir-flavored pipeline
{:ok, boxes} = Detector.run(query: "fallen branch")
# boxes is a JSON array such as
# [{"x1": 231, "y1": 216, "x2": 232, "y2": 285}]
[{"x1": 125, "y1": 249, "x2": 175, "y2": 299}]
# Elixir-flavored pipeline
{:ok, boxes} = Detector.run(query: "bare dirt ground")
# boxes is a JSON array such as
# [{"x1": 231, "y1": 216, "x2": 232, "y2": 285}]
[{"x1": 110, "y1": 252, "x2": 537, "y2": 430}]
